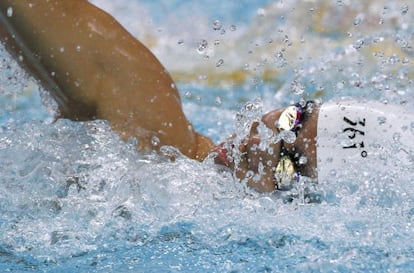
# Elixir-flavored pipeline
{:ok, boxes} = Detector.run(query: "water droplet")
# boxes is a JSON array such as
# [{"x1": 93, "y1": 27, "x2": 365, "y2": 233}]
[
  {"x1": 151, "y1": 136, "x2": 160, "y2": 147},
  {"x1": 353, "y1": 39, "x2": 365, "y2": 50},
  {"x1": 291, "y1": 80, "x2": 305, "y2": 95},
  {"x1": 257, "y1": 8, "x2": 265, "y2": 17},
  {"x1": 393, "y1": 133, "x2": 401, "y2": 142},
  {"x1": 215, "y1": 96, "x2": 222, "y2": 105},
  {"x1": 230, "y1": 25, "x2": 237, "y2": 31},
  {"x1": 274, "y1": 51, "x2": 287, "y2": 68},
  {"x1": 245, "y1": 171, "x2": 254, "y2": 179},
  {"x1": 353, "y1": 14, "x2": 364, "y2": 26},
  {"x1": 198, "y1": 75, "x2": 208, "y2": 81},
  {"x1": 216, "y1": 59, "x2": 224, "y2": 67},
  {"x1": 401, "y1": 5, "x2": 409, "y2": 15},
  {"x1": 377, "y1": 116, "x2": 387, "y2": 125},
  {"x1": 197, "y1": 39, "x2": 208, "y2": 54},
  {"x1": 212, "y1": 20, "x2": 222, "y2": 31},
  {"x1": 279, "y1": 130, "x2": 296, "y2": 144},
  {"x1": 7, "y1": 7, "x2": 13, "y2": 17},
  {"x1": 267, "y1": 147, "x2": 274, "y2": 156},
  {"x1": 60, "y1": 47, "x2": 65, "y2": 53},
  {"x1": 298, "y1": 156, "x2": 308, "y2": 165},
  {"x1": 76, "y1": 45, "x2": 81, "y2": 52}
]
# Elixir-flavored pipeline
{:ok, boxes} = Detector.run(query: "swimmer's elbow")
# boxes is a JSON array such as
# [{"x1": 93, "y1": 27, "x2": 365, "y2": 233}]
[{"x1": 193, "y1": 133, "x2": 216, "y2": 161}]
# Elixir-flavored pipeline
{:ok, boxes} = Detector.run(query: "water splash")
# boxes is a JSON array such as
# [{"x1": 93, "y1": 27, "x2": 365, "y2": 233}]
[{"x1": 1, "y1": 0, "x2": 414, "y2": 272}]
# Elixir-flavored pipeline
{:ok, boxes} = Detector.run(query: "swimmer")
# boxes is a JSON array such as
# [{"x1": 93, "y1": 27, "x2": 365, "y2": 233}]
[{"x1": 1, "y1": 1, "x2": 413, "y2": 193}]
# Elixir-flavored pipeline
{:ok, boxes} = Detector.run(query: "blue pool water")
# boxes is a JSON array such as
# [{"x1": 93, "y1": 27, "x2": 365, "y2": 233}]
[{"x1": 1, "y1": 0, "x2": 414, "y2": 272}]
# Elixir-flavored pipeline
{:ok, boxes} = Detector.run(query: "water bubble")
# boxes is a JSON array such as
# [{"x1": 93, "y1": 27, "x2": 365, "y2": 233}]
[
  {"x1": 216, "y1": 59, "x2": 224, "y2": 67},
  {"x1": 230, "y1": 25, "x2": 237, "y2": 31},
  {"x1": 76, "y1": 45, "x2": 81, "y2": 52},
  {"x1": 7, "y1": 7, "x2": 13, "y2": 17}
]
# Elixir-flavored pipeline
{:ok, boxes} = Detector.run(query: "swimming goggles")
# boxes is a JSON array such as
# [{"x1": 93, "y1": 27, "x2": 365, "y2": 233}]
[{"x1": 215, "y1": 101, "x2": 312, "y2": 189}]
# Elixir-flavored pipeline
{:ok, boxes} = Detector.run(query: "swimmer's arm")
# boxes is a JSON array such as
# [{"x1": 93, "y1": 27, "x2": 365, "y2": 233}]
[{"x1": 0, "y1": 0, "x2": 215, "y2": 159}]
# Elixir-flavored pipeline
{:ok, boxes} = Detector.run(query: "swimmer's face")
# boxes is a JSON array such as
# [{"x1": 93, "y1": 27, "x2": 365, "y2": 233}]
[
  {"x1": 231, "y1": 106, "x2": 318, "y2": 192},
  {"x1": 231, "y1": 108, "x2": 285, "y2": 192}
]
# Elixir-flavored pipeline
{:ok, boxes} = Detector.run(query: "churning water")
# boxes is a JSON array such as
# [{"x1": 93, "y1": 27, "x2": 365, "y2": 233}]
[{"x1": 1, "y1": 0, "x2": 414, "y2": 272}]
